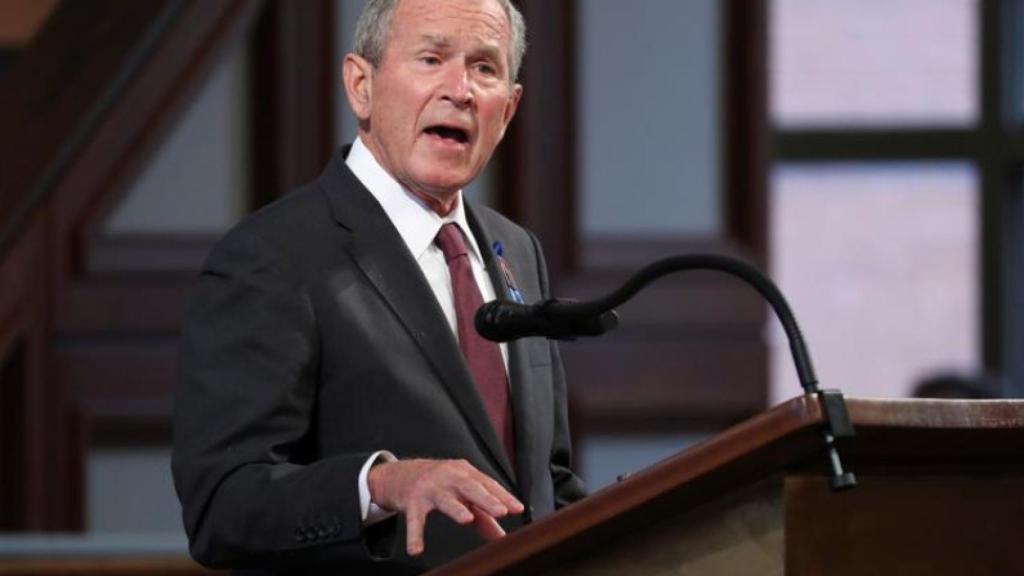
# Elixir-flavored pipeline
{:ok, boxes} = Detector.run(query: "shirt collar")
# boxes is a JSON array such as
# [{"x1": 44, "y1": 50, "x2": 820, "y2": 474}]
[{"x1": 346, "y1": 137, "x2": 485, "y2": 263}]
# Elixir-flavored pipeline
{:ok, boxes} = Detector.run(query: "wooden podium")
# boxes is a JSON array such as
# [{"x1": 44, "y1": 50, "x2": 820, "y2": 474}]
[{"x1": 431, "y1": 396, "x2": 1024, "y2": 575}]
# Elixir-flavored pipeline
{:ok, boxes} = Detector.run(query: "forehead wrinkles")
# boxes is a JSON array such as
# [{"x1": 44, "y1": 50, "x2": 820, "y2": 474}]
[{"x1": 395, "y1": 0, "x2": 510, "y2": 49}]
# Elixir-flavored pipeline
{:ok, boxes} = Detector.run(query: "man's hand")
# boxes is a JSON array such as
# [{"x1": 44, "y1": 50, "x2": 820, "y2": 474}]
[{"x1": 367, "y1": 459, "x2": 524, "y2": 556}]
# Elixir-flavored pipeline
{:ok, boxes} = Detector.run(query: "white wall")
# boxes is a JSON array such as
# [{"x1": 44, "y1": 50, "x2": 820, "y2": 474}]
[
  {"x1": 87, "y1": 447, "x2": 182, "y2": 534},
  {"x1": 578, "y1": 0, "x2": 720, "y2": 237}
]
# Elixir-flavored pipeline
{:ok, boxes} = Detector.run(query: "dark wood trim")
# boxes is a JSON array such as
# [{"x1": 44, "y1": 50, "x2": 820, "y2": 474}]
[
  {"x1": 249, "y1": 0, "x2": 337, "y2": 208},
  {"x1": 55, "y1": 0, "x2": 258, "y2": 528},
  {"x1": 66, "y1": 0, "x2": 264, "y2": 281},
  {"x1": 0, "y1": 0, "x2": 178, "y2": 255},
  {"x1": 0, "y1": 215, "x2": 67, "y2": 530},
  {"x1": 0, "y1": 0, "x2": 60, "y2": 46},
  {"x1": 434, "y1": 398, "x2": 1024, "y2": 575},
  {"x1": 59, "y1": 341, "x2": 178, "y2": 425},
  {"x1": 0, "y1": 47, "x2": 17, "y2": 73},
  {"x1": 0, "y1": 557, "x2": 212, "y2": 575},
  {"x1": 778, "y1": 130, "x2": 979, "y2": 161},
  {"x1": 84, "y1": 234, "x2": 216, "y2": 276},
  {"x1": 558, "y1": 236, "x2": 769, "y2": 435},
  {"x1": 969, "y1": 0, "x2": 1024, "y2": 395},
  {"x1": 723, "y1": 0, "x2": 769, "y2": 265},
  {"x1": 57, "y1": 278, "x2": 196, "y2": 335},
  {"x1": 979, "y1": 0, "x2": 1014, "y2": 387},
  {"x1": 999, "y1": 0, "x2": 1024, "y2": 125},
  {"x1": 0, "y1": 338, "x2": 26, "y2": 530},
  {"x1": 499, "y1": 0, "x2": 578, "y2": 278},
  {"x1": 52, "y1": 0, "x2": 266, "y2": 502},
  {"x1": 52, "y1": 0, "x2": 340, "y2": 453},
  {"x1": 559, "y1": 1, "x2": 770, "y2": 432},
  {"x1": 1003, "y1": 173, "x2": 1024, "y2": 396},
  {"x1": 562, "y1": 335, "x2": 766, "y2": 429},
  {"x1": 0, "y1": 0, "x2": 267, "y2": 530},
  {"x1": 497, "y1": 2, "x2": 770, "y2": 433}
]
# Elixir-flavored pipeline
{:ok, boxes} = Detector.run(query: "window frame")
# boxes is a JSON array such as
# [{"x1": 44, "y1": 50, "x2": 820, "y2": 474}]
[{"x1": 770, "y1": 0, "x2": 1024, "y2": 397}]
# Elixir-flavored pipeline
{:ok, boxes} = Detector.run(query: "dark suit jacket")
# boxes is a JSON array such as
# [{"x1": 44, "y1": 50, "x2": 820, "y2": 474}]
[{"x1": 171, "y1": 148, "x2": 585, "y2": 574}]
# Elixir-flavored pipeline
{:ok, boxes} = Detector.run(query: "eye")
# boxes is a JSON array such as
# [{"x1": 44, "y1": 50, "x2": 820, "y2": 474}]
[
  {"x1": 419, "y1": 55, "x2": 441, "y2": 66},
  {"x1": 474, "y1": 61, "x2": 498, "y2": 77}
]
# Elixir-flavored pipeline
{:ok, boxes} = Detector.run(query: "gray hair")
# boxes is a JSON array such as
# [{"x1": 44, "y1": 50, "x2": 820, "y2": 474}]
[{"x1": 353, "y1": 0, "x2": 527, "y2": 83}]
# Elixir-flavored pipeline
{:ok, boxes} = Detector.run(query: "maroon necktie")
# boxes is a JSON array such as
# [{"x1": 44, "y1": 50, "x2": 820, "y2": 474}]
[{"x1": 434, "y1": 223, "x2": 516, "y2": 467}]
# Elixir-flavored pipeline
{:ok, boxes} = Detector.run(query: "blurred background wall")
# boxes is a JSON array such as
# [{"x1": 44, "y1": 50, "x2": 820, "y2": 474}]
[{"x1": 1, "y1": 0, "x2": 1021, "y2": 561}]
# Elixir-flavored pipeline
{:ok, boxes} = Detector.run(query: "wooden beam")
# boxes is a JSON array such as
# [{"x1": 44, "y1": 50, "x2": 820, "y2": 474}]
[
  {"x1": 249, "y1": 0, "x2": 337, "y2": 208},
  {"x1": 0, "y1": 215, "x2": 62, "y2": 529},
  {"x1": 723, "y1": 0, "x2": 769, "y2": 265},
  {"x1": 0, "y1": 0, "x2": 178, "y2": 255},
  {"x1": 499, "y1": 0, "x2": 578, "y2": 277}
]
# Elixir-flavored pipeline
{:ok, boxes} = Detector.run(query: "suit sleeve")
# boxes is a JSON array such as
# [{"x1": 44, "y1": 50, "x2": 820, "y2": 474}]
[
  {"x1": 171, "y1": 228, "x2": 395, "y2": 569},
  {"x1": 526, "y1": 231, "x2": 587, "y2": 508}
]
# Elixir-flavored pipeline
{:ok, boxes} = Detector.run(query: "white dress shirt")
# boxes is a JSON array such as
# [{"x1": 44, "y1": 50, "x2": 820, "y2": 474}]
[{"x1": 344, "y1": 137, "x2": 510, "y2": 523}]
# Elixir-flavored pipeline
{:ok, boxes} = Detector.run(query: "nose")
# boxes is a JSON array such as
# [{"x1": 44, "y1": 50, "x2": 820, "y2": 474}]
[{"x1": 440, "y1": 63, "x2": 473, "y2": 108}]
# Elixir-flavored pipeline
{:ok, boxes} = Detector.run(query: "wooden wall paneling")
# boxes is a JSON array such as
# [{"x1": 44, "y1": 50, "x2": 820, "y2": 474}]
[
  {"x1": 43, "y1": 0, "x2": 262, "y2": 441},
  {"x1": 501, "y1": 0, "x2": 770, "y2": 433},
  {"x1": 979, "y1": 0, "x2": 1024, "y2": 391},
  {"x1": 500, "y1": 0, "x2": 578, "y2": 277},
  {"x1": 58, "y1": 0, "x2": 264, "y2": 283},
  {"x1": 46, "y1": 0, "x2": 261, "y2": 467},
  {"x1": 0, "y1": 215, "x2": 63, "y2": 529},
  {"x1": 84, "y1": 234, "x2": 215, "y2": 277},
  {"x1": 1, "y1": 0, "x2": 270, "y2": 529},
  {"x1": 0, "y1": 337, "x2": 26, "y2": 530},
  {"x1": 250, "y1": 0, "x2": 337, "y2": 209},
  {"x1": 0, "y1": 0, "x2": 60, "y2": 46},
  {"x1": 722, "y1": 0, "x2": 769, "y2": 265},
  {"x1": 55, "y1": 0, "x2": 263, "y2": 452},
  {"x1": 59, "y1": 343, "x2": 178, "y2": 423},
  {"x1": 57, "y1": 0, "x2": 338, "y2": 444},
  {"x1": 57, "y1": 278, "x2": 196, "y2": 337},
  {"x1": 0, "y1": 558, "x2": 213, "y2": 575},
  {"x1": 0, "y1": 0, "x2": 175, "y2": 254}
]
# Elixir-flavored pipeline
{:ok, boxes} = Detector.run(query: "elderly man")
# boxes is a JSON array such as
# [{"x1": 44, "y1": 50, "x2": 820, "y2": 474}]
[{"x1": 171, "y1": 0, "x2": 585, "y2": 572}]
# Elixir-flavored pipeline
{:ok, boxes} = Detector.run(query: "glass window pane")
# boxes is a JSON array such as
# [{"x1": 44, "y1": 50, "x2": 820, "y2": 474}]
[
  {"x1": 770, "y1": 163, "x2": 979, "y2": 402},
  {"x1": 770, "y1": 0, "x2": 978, "y2": 127}
]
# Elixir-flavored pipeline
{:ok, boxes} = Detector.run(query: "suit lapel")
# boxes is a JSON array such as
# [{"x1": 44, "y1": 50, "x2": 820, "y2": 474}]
[
  {"x1": 465, "y1": 204, "x2": 536, "y2": 502},
  {"x1": 320, "y1": 155, "x2": 517, "y2": 487}
]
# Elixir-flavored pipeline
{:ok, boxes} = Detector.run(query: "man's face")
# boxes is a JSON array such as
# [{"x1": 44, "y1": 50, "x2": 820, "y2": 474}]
[{"x1": 346, "y1": 0, "x2": 522, "y2": 204}]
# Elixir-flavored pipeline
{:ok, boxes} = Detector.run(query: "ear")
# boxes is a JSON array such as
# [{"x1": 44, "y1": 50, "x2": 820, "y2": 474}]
[
  {"x1": 498, "y1": 83, "x2": 523, "y2": 139},
  {"x1": 343, "y1": 53, "x2": 374, "y2": 121}
]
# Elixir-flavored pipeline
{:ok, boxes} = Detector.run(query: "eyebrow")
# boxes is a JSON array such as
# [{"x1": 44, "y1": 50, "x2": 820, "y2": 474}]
[
  {"x1": 415, "y1": 34, "x2": 505, "y2": 68},
  {"x1": 416, "y1": 34, "x2": 453, "y2": 49}
]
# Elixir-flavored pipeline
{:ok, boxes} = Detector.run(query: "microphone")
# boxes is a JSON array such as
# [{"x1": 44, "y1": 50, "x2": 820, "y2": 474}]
[
  {"x1": 475, "y1": 299, "x2": 619, "y2": 342},
  {"x1": 474, "y1": 252, "x2": 856, "y2": 491}
]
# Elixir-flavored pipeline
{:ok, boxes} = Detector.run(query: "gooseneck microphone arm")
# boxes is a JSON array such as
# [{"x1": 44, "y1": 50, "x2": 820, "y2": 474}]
[
  {"x1": 477, "y1": 253, "x2": 857, "y2": 491},
  {"x1": 548, "y1": 254, "x2": 819, "y2": 394}
]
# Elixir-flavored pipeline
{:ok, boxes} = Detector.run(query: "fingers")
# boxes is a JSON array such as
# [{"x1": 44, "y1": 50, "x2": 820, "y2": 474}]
[
  {"x1": 435, "y1": 493, "x2": 475, "y2": 525},
  {"x1": 407, "y1": 501, "x2": 507, "y2": 555},
  {"x1": 404, "y1": 502, "x2": 426, "y2": 556},
  {"x1": 471, "y1": 506, "x2": 507, "y2": 541},
  {"x1": 453, "y1": 478, "x2": 509, "y2": 518},
  {"x1": 474, "y1": 472, "x2": 525, "y2": 514},
  {"x1": 370, "y1": 459, "x2": 524, "y2": 556}
]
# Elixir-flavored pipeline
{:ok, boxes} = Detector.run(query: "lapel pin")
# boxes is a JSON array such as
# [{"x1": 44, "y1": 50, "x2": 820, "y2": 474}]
[{"x1": 492, "y1": 241, "x2": 525, "y2": 304}]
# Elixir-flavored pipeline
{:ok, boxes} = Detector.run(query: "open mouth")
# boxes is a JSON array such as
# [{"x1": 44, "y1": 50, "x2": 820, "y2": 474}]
[{"x1": 424, "y1": 125, "x2": 470, "y2": 145}]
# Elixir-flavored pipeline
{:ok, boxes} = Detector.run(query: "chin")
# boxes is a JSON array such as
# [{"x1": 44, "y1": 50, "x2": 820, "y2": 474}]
[{"x1": 415, "y1": 168, "x2": 477, "y2": 195}]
